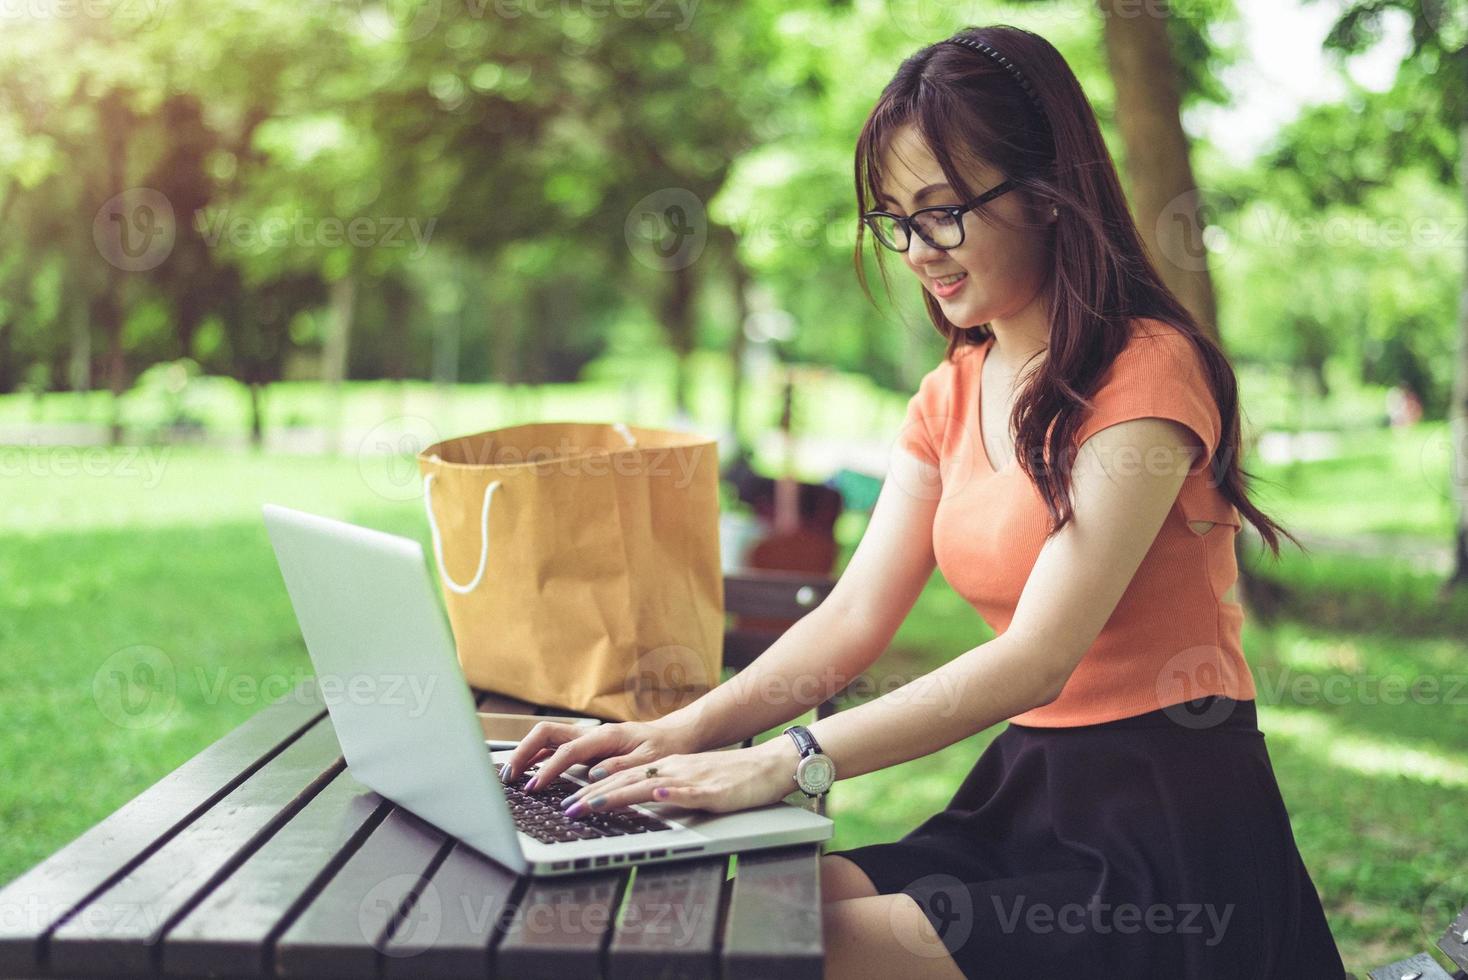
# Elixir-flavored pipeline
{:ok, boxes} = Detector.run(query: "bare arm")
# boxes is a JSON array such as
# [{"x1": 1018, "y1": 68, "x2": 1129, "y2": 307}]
[
  {"x1": 656, "y1": 447, "x2": 943, "y2": 753},
  {"x1": 762, "y1": 416, "x2": 1202, "y2": 779}
]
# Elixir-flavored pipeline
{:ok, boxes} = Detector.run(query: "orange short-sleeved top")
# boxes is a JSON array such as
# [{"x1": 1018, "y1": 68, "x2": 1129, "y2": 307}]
[{"x1": 897, "y1": 317, "x2": 1254, "y2": 727}]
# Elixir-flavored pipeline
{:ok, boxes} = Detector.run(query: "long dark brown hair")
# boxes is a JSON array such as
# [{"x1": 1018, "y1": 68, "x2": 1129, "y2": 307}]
[{"x1": 854, "y1": 23, "x2": 1298, "y2": 558}]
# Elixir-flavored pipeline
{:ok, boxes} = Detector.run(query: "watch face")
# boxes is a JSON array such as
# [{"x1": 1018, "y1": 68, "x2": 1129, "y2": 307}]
[{"x1": 797, "y1": 754, "x2": 835, "y2": 794}]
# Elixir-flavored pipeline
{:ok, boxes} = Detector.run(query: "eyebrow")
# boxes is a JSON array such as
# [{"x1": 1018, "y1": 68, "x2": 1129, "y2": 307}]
[{"x1": 876, "y1": 181, "x2": 951, "y2": 209}]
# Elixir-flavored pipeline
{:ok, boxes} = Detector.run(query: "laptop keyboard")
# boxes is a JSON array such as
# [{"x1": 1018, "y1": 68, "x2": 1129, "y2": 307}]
[{"x1": 496, "y1": 764, "x2": 675, "y2": 845}]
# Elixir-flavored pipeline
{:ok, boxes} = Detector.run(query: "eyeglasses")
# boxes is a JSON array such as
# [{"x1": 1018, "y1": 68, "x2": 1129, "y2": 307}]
[{"x1": 861, "y1": 179, "x2": 1018, "y2": 252}]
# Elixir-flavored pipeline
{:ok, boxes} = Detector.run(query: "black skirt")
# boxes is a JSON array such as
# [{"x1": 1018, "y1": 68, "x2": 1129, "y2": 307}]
[{"x1": 824, "y1": 697, "x2": 1347, "y2": 979}]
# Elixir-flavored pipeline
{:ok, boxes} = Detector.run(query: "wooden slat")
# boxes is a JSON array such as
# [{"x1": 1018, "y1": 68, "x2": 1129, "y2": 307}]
[
  {"x1": 379, "y1": 841, "x2": 520, "y2": 978},
  {"x1": 160, "y1": 767, "x2": 387, "y2": 977},
  {"x1": 721, "y1": 844, "x2": 823, "y2": 980},
  {"x1": 1441, "y1": 905, "x2": 1468, "y2": 970},
  {"x1": 493, "y1": 870, "x2": 629, "y2": 979},
  {"x1": 272, "y1": 806, "x2": 450, "y2": 979},
  {"x1": 474, "y1": 688, "x2": 546, "y2": 715},
  {"x1": 1368, "y1": 951, "x2": 1459, "y2": 980},
  {"x1": 46, "y1": 716, "x2": 345, "y2": 977},
  {"x1": 605, "y1": 857, "x2": 727, "y2": 980},
  {"x1": 723, "y1": 571, "x2": 834, "y2": 621},
  {"x1": 0, "y1": 681, "x2": 324, "y2": 977}
]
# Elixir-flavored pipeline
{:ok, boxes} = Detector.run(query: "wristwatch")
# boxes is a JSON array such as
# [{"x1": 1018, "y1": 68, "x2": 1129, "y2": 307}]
[{"x1": 781, "y1": 725, "x2": 835, "y2": 798}]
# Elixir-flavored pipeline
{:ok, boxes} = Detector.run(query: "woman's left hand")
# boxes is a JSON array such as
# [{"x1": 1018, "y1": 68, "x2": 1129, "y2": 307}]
[{"x1": 558, "y1": 739, "x2": 802, "y2": 818}]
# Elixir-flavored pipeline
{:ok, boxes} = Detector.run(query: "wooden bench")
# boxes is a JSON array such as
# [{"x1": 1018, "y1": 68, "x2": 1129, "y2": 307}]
[
  {"x1": 0, "y1": 568, "x2": 841, "y2": 979},
  {"x1": 1367, "y1": 909, "x2": 1468, "y2": 979}
]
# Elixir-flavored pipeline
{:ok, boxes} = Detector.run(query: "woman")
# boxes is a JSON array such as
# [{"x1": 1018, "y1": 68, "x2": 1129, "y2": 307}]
[{"x1": 501, "y1": 24, "x2": 1347, "y2": 980}]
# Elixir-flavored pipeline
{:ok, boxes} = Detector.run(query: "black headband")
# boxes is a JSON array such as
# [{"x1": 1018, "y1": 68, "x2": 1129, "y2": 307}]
[{"x1": 943, "y1": 35, "x2": 1046, "y2": 119}]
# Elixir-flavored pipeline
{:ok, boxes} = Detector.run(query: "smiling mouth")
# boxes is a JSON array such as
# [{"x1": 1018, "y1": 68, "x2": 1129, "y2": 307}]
[{"x1": 932, "y1": 272, "x2": 966, "y2": 286}]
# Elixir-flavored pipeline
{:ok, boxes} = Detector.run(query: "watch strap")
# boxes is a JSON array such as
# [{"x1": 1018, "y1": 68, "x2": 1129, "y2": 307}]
[{"x1": 782, "y1": 724, "x2": 822, "y2": 758}]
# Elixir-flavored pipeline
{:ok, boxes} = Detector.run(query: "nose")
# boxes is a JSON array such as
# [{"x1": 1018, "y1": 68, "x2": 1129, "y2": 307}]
[{"x1": 905, "y1": 231, "x2": 946, "y2": 270}]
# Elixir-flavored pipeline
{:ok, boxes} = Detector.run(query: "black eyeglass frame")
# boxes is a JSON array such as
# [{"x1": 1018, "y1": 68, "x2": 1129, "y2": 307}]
[{"x1": 861, "y1": 178, "x2": 1019, "y2": 252}]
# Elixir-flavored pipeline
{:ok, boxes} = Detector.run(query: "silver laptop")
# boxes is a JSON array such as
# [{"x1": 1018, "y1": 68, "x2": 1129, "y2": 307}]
[{"x1": 260, "y1": 503, "x2": 833, "y2": 877}]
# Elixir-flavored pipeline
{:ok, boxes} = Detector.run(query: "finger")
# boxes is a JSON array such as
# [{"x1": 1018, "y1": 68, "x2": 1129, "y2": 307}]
[
  {"x1": 564, "y1": 778, "x2": 696, "y2": 818},
  {"x1": 501, "y1": 722, "x2": 581, "y2": 781},
  {"x1": 582, "y1": 746, "x2": 654, "y2": 784},
  {"x1": 563, "y1": 753, "x2": 667, "y2": 806},
  {"x1": 561, "y1": 765, "x2": 639, "y2": 808},
  {"x1": 525, "y1": 729, "x2": 616, "y2": 791}
]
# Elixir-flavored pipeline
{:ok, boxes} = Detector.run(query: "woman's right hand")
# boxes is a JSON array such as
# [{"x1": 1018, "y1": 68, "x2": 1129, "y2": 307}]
[{"x1": 499, "y1": 717, "x2": 701, "y2": 792}]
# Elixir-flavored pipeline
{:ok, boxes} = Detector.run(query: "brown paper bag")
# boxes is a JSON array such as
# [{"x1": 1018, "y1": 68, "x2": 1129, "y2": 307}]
[{"x1": 418, "y1": 421, "x2": 725, "y2": 722}]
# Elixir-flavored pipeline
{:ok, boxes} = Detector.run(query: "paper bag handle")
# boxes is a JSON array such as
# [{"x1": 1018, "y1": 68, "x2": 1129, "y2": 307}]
[
  {"x1": 422, "y1": 471, "x2": 501, "y2": 595},
  {"x1": 421, "y1": 425, "x2": 631, "y2": 595}
]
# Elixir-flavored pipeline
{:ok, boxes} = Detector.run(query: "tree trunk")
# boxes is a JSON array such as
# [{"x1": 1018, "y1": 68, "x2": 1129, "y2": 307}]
[
  {"x1": 96, "y1": 288, "x2": 126, "y2": 445},
  {"x1": 248, "y1": 381, "x2": 265, "y2": 451},
  {"x1": 0, "y1": 320, "x2": 13, "y2": 395},
  {"x1": 727, "y1": 236, "x2": 750, "y2": 456},
  {"x1": 1097, "y1": 0, "x2": 1220, "y2": 340},
  {"x1": 1097, "y1": 0, "x2": 1275, "y2": 612},
  {"x1": 69, "y1": 299, "x2": 91, "y2": 393},
  {"x1": 661, "y1": 263, "x2": 698, "y2": 419},
  {"x1": 322, "y1": 274, "x2": 355, "y2": 454},
  {"x1": 1443, "y1": 119, "x2": 1468, "y2": 593}
]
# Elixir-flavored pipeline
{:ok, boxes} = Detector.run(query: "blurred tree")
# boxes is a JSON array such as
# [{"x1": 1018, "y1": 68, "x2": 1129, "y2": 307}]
[{"x1": 1301, "y1": 0, "x2": 1468, "y2": 589}]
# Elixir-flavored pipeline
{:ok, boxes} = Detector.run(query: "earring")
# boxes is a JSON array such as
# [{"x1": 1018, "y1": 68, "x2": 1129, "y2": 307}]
[{"x1": 1051, "y1": 206, "x2": 1059, "y2": 217}]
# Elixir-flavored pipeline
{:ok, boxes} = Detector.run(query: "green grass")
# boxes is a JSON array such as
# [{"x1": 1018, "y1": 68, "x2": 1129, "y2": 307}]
[{"x1": 1, "y1": 395, "x2": 1465, "y2": 974}]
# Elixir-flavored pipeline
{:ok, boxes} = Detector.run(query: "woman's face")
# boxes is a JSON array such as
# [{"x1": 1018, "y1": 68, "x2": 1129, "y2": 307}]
[{"x1": 875, "y1": 122, "x2": 1053, "y2": 329}]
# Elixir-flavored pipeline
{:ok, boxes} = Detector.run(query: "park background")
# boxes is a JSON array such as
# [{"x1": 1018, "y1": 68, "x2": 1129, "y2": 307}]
[{"x1": 1, "y1": 0, "x2": 1466, "y2": 972}]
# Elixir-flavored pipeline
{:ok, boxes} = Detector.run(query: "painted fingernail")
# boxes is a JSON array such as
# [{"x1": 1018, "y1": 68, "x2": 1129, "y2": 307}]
[
  {"x1": 524, "y1": 776, "x2": 538, "y2": 792},
  {"x1": 560, "y1": 794, "x2": 580, "y2": 810},
  {"x1": 588, "y1": 795, "x2": 606, "y2": 809},
  {"x1": 565, "y1": 801, "x2": 587, "y2": 819},
  {"x1": 589, "y1": 767, "x2": 607, "y2": 781},
  {"x1": 499, "y1": 763, "x2": 509, "y2": 780}
]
